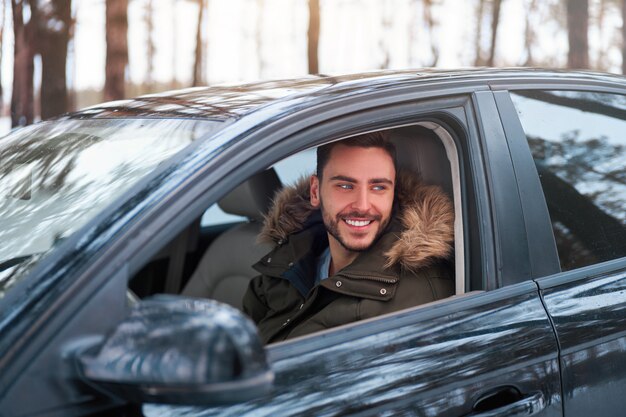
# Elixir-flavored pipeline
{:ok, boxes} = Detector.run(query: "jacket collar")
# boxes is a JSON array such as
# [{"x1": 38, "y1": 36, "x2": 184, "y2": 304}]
[{"x1": 259, "y1": 170, "x2": 454, "y2": 272}]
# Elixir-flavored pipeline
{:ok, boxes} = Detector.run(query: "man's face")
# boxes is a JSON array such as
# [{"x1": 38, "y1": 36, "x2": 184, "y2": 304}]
[{"x1": 310, "y1": 144, "x2": 395, "y2": 253}]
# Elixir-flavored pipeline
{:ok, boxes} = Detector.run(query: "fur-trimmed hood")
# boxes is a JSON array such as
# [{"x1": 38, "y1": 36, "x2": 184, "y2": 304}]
[{"x1": 259, "y1": 170, "x2": 454, "y2": 271}]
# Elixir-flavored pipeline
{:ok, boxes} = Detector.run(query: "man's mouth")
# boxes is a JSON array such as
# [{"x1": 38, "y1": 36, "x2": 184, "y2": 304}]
[{"x1": 344, "y1": 219, "x2": 373, "y2": 227}]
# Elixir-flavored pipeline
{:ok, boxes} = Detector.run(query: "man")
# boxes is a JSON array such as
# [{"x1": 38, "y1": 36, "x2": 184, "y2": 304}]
[{"x1": 243, "y1": 131, "x2": 455, "y2": 344}]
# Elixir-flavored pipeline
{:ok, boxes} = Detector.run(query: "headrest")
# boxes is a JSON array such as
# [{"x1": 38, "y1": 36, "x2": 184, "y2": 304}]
[
  {"x1": 391, "y1": 125, "x2": 453, "y2": 197},
  {"x1": 218, "y1": 168, "x2": 282, "y2": 221}
]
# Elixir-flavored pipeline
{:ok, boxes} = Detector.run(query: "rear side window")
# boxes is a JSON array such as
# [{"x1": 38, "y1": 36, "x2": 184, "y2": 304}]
[
  {"x1": 200, "y1": 148, "x2": 316, "y2": 227},
  {"x1": 510, "y1": 90, "x2": 626, "y2": 271}
]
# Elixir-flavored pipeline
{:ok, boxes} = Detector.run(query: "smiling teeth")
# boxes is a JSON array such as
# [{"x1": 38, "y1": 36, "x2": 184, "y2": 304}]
[{"x1": 345, "y1": 219, "x2": 371, "y2": 227}]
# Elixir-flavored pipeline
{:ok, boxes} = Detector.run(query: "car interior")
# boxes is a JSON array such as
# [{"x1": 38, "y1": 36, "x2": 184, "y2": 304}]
[{"x1": 129, "y1": 122, "x2": 465, "y2": 318}]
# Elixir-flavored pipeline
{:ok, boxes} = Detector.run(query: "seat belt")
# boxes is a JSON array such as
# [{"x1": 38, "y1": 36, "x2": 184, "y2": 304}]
[
  {"x1": 164, "y1": 228, "x2": 189, "y2": 294},
  {"x1": 163, "y1": 219, "x2": 200, "y2": 294}
]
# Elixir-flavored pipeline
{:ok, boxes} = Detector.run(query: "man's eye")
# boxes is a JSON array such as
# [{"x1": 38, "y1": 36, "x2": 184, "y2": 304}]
[
  {"x1": 338, "y1": 184, "x2": 353, "y2": 190},
  {"x1": 372, "y1": 185, "x2": 387, "y2": 191}
]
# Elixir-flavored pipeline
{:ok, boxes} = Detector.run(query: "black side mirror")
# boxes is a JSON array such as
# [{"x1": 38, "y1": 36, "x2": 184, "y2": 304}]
[{"x1": 75, "y1": 295, "x2": 273, "y2": 406}]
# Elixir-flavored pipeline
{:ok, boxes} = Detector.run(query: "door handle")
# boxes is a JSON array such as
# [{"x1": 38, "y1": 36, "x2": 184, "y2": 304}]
[{"x1": 465, "y1": 390, "x2": 546, "y2": 417}]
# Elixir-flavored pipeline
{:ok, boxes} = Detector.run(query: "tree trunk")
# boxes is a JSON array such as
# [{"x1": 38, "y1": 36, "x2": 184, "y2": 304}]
[
  {"x1": 192, "y1": 0, "x2": 205, "y2": 86},
  {"x1": 39, "y1": 0, "x2": 72, "y2": 120},
  {"x1": 622, "y1": 0, "x2": 626, "y2": 74},
  {"x1": 408, "y1": 0, "x2": 418, "y2": 65},
  {"x1": 487, "y1": 0, "x2": 502, "y2": 67},
  {"x1": 145, "y1": 0, "x2": 155, "y2": 90},
  {"x1": 171, "y1": 2, "x2": 178, "y2": 89},
  {"x1": 307, "y1": 0, "x2": 320, "y2": 74},
  {"x1": 67, "y1": 0, "x2": 77, "y2": 112},
  {"x1": 595, "y1": 0, "x2": 607, "y2": 70},
  {"x1": 379, "y1": 0, "x2": 391, "y2": 69},
  {"x1": 104, "y1": 0, "x2": 128, "y2": 101},
  {"x1": 423, "y1": 0, "x2": 439, "y2": 66},
  {"x1": 11, "y1": 0, "x2": 35, "y2": 127},
  {"x1": 522, "y1": 0, "x2": 537, "y2": 66},
  {"x1": 474, "y1": 0, "x2": 486, "y2": 66},
  {"x1": 566, "y1": 0, "x2": 589, "y2": 69}
]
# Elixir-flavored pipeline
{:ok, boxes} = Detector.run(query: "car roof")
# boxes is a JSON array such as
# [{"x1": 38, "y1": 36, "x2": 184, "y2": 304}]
[{"x1": 66, "y1": 68, "x2": 626, "y2": 123}]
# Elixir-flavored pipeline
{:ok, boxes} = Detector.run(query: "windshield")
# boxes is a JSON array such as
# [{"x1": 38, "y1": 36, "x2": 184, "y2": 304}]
[{"x1": 0, "y1": 118, "x2": 220, "y2": 296}]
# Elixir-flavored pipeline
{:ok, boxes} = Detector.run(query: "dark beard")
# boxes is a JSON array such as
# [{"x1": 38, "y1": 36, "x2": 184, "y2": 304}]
[{"x1": 320, "y1": 198, "x2": 389, "y2": 252}]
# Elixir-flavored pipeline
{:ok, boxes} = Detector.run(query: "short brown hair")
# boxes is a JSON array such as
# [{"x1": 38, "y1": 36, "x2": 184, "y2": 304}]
[{"x1": 316, "y1": 131, "x2": 397, "y2": 180}]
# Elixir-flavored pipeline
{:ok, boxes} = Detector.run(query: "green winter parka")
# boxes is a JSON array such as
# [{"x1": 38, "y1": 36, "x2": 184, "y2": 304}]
[{"x1": 242, "y1": 171, "x2": 455, "y2": 344}]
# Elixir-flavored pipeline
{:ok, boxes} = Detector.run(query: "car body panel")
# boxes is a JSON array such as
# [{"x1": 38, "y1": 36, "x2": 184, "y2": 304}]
[
  {"x1": 68, "y1": 69, "x2": 626, "y2": 124},
  {"x1": 0, "y1": 268, "x2": 130, "y2": 417},
  {"x1": 146, "y1": 283, "x2": 561, "y2": 417},
  {"x1": 472, "y1": 91, "x2": 532, "y2": 288},
  {"x1": 491, "y1": 90, "x2": 561, "y2": 279},
  {"x1": 537, "y1": 261, "x2": 626, "y2": 417}
]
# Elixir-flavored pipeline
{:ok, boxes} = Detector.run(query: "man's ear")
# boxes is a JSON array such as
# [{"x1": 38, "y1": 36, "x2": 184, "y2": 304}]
[{"x1": 310, "y1": 175, "x2": 320, "y2": 208}]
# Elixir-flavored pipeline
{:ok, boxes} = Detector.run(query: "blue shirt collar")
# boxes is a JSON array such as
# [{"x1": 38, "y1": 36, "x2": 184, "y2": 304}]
[{"x1": 316, "y1": 246, "x2": 331, "y2": 283}]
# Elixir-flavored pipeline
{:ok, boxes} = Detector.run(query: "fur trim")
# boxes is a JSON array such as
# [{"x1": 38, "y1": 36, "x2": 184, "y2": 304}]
[
  {"x1": 259, "y1": 171, "x2": 454, "y2": 271},
  {"x1": 258, "y1": 175, "x2": 313, "y2": 244},
  {"x1": 383, "y1": 172, "x2": 454, "y2": 271}
]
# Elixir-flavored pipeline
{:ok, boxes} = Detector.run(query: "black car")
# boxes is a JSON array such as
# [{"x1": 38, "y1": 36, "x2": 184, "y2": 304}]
[{"x1": 0, "y1": 69, "x2": 624, "y2": 417}]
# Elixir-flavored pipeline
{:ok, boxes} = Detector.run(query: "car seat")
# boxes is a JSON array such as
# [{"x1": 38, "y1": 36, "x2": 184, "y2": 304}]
[
  {"x1": 390, "y1": 123, "x2": 462, "y2": 294},
  {"x1": 390, "y1": 124, "x2": 453, "y2": 198},
  {"x1": 181, "y1": 168, "x2": 282, "y2": 309}
]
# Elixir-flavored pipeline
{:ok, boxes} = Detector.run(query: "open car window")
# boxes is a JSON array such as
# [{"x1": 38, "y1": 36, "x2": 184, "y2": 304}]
[{"x1": 135, "y1": 122, "x2": 465, "y2": 329}]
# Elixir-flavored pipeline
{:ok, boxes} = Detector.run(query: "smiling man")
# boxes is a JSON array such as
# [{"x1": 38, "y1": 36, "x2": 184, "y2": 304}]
[{"x1": 243, "y1": 131, "x2": 455, "y2": 344}]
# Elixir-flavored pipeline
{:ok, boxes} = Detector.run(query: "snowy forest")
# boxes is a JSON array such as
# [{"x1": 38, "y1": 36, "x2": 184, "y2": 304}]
[{"x1": 1, "y1": 0, "x2": 625, "y2": 130}]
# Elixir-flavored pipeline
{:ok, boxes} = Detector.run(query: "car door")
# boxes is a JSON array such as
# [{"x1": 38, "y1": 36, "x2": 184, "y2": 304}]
[
  {"x1": 143, "y1": 284, "x2": 559, "y2": 417},
  {"x1": 144, "y1": 90, "x2": 563, "y2": 416},
  {"x1": 498, "y1": 86, "x2": 626, "y2": 417}
]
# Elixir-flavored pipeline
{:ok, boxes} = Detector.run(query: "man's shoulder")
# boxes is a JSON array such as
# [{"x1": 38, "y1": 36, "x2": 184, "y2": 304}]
[
  {"x1": 399, "y1": 259, "x2": 455, "y2": 298},
  {"x1": 253, "y1": 223, "x2": 327, "y2": 271}
]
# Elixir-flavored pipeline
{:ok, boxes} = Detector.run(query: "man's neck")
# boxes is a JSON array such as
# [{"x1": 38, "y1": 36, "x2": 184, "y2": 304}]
[{"x1": 327, "y1": 235, "x2": 359, "y2": 276}]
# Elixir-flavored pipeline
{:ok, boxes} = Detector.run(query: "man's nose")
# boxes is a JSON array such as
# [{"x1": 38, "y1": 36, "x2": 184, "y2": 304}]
[{"x1": 351, "y1": 188, "x2": 371, "y2": 212}]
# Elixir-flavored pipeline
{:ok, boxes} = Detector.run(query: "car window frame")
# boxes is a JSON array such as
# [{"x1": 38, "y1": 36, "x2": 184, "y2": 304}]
[
  {"x1": 125, "y1": 93, "x2": 493, "y2": 293},
  {"x1": 128, "y1": 92, "x2": 498, "y2": 344},
  {"x1": 122, "y1": 92, "x2": 502, "y2": 343},
  {"x1": 493, "y1": 90, "x2": 561, "y2": 278}
]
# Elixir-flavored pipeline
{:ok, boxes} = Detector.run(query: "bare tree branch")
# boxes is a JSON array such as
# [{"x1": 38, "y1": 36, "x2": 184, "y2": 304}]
[{"x1": 307, "y1": 0, "x2": 320, "y2": 74}]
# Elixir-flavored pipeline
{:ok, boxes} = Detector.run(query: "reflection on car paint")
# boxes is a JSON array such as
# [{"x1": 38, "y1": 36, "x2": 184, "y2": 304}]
[
  {"x1": 541, "y1": 268, "x2": 626, "y2": 417},
  {"x1": 145, "y1": 286, "x2": 561, "y2": 416},
  {"x1": 510, "y1": 90, "x2": 626, "y2": 271}
]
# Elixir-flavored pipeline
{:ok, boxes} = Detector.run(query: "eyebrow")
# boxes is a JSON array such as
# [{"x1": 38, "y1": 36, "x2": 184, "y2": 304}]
[{"x1": 330, "y1": 175, "x2": 394, "y2": 186}]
